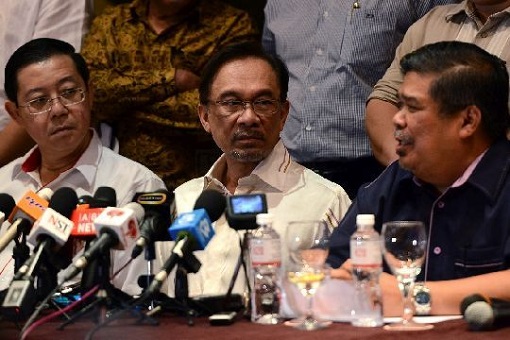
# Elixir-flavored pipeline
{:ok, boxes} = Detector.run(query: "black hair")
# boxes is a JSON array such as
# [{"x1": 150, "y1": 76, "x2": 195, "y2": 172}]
[
  {"x1": 199, "y1": 42, "x2": 289, "y2": 104},
  {"x1": 400, "y1": 41, "x2": 510, "y2": 141},
  {"x1": 4, "y1": 38, "x2": 89, "y2": 105}
]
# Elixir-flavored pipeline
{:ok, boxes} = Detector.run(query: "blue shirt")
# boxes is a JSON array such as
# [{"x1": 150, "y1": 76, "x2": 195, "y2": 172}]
[
  {"x1": 262, "y1": 0, "x2": 457, "y2": 162},
  {"x1": 327, "y1": 140, "x2": 510, "y2": 281}
]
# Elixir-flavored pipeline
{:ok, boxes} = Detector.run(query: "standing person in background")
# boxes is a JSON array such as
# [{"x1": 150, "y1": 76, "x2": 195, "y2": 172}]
[
  {"x1": 81, "y1": 0, "x2": 259, "y2": 191},
  {"x1": 366, "y1": 0, "x2": 510, "y2": 166},
  {"x1": 262, "y1": 0, "x2": 456, "y2": 198},
  {"x1": 0, "y1": 0, "x2": 93, "y2": 166}
]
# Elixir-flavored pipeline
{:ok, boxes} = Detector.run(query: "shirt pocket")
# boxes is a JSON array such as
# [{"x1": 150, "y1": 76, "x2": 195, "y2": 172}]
[{"x1": 453, "y1": 246, "x2": 505, "y2": 278}]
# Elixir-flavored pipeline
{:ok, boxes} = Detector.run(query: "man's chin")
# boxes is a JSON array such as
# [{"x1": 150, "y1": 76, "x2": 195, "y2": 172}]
[{"x1": 230, "y1": 150, "x2": 266, "y2": 163}]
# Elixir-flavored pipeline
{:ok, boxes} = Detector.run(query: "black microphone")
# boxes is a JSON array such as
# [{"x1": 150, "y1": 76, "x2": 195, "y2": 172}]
[
  {"x1": 462, "y1": 294, "x2": 510, "y2": 330},
  {"x1": 131, "y1": 189, "x2": 173, "y2": 259},
  {"x1": 144, "y1": 189, "x2": 226, "y2": 296}
]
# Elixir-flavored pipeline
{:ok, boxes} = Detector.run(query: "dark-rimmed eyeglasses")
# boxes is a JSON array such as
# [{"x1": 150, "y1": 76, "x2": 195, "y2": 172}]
[{"x1": 19, "y1": 88, "x2": 86, "y2": 116}]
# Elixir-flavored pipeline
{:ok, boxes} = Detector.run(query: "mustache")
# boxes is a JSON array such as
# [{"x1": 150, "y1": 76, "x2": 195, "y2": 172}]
[
  {"x1": 394, "y1": 130, "x2": 413, "y2": 145},
  {"x1": 232, "y1": 130, "x2": 265, "y2": 141}
]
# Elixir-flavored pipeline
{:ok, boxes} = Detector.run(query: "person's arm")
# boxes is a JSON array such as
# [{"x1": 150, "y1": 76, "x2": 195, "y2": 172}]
[
  {"x1": 0, "y1": 121, "x2": 34, "y2": 166},
  {"x1": 365, "y1": 98, "x2": 399, "y2": 166}
]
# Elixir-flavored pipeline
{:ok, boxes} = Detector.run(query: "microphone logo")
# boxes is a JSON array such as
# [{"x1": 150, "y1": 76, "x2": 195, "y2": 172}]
[
  {"x1": 198, "y1": 218, "x2": 212, "y2": 239},
  {"x1": 106, "y1": 209, "x2": 127, "y2": 218},
  {"x1": 125, "y1": 220, "x2": 138, "y2": 239}
]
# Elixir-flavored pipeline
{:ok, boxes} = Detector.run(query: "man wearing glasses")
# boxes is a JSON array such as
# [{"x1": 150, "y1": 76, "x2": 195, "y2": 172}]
[
  {"x1": 0, "y1": 38, "x2": 165, "y2": 294},
  {"x1": 154, "y1": 42, "x2": 351, "y2": 318}
]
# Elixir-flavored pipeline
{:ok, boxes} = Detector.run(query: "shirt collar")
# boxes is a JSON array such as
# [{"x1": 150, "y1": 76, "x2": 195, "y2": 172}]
[
  {"x1": 445, "y1": 1, "x2": 510, "y2": 22},
  {"x1": 19, "y1": 129, "x2": 102, "y2": 188},
  {"x1": 406, "y1": 140, "x2": 510, "y2": 200},
  {"x1": 202, "y1": 140, "x2": 292, "y2": 193}
]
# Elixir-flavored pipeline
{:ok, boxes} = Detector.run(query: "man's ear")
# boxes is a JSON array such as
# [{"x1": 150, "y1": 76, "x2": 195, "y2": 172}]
[
  {"x1": 5, "y1": 101, "x2": 23, "y2": 125},
  {"x1": 198, "y1": 104, "x2": 211, "y2": 133},
  {"x1": 459, "y1": 105, "x2": 481, "y2": 138}
]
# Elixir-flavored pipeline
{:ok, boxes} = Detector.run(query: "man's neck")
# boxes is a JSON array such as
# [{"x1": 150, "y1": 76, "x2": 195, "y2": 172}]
[
  {"x1": 147, "y1": 0, "x2": 198, "y2": 34},
  {"x1": 39, "y1": 131, "x2": 92, "y2": 186},
  {"x1": 472, "y1": 0, "x2": 510, "y2": 23}
]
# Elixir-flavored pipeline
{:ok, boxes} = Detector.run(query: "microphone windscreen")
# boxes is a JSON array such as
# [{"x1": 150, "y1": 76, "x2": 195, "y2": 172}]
[
  {"x1": 49, "y1": 187, "x2": 79, "y2": 217},
  {"x1": 194, "y1": 189, "x2": 226, "y2": 222},
  {"x1": 93, "y1": 186, "x2": 116, "y2": 208},
  {"x1": 125, "y1": 202, "x2": 145, "y2": 223},
  {"x1": 464, "y1": 301, "x2": 495, "y2": 330},
  {"x1": 0, "y1": 194, "x2": 16, "y2": 216},
  {"x1": 37, "y1": 188, "x2": 54, "y2": 201},
  {"x1": 461, "y1": 294, "x2": 487, "y2": 315}
]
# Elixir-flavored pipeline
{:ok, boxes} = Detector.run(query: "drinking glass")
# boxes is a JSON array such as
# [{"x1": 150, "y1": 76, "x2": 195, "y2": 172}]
[
  {"x1": 381, "y1": 221, "x2": 433, "y2": 331},
  {"x1": 285, "y1": 220, "x2": 331, "y2": 330}
]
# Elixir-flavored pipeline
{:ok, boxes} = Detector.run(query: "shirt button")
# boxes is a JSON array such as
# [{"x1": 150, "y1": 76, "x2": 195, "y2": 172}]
[
  {"x1": 433, "y1": 247, "x2": 441, "y2": 255},
  {"x1": 323, "y1": 11, "x2": 329, "y2": 18},
  {"x1": 305, "y1": 124, "x2": 312, "y2": 131},
  {"x1": 437, "y1": 201, "x2": 445, "y2": 208},
  {"x1": 310, "y1": 85, "x2": 316, "y2": 92},
  {"x1": 316, "y1": 48, "x2": 323, "y2": 56}
]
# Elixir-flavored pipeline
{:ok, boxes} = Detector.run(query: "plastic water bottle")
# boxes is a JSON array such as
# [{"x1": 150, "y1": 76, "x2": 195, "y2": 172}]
[
  {"x1": 249, "y1": 213, "x2": 281, "y2": 324},
  {"x1": 350, "y1": 214, "x2": 383, "y2": 327}
]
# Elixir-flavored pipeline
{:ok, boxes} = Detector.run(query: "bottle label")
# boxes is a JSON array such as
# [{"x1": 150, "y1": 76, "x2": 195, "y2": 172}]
[
  {"x1": 250, "y1": 238, "x2": 281, "y2": 266},
  {"x1": 350, "y1": 240, "x2": 382, "y2": 268}
]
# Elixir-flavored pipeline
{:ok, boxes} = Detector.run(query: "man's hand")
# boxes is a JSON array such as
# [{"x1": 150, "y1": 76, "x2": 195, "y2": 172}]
[{"x1": 175, "y1": 68, "x2": 200, "y2": 93}]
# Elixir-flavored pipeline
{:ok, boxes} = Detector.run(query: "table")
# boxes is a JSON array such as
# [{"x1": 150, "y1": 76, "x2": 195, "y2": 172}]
[{"x1": 1, "y1": 313, "x2": 508, "y2": 340}]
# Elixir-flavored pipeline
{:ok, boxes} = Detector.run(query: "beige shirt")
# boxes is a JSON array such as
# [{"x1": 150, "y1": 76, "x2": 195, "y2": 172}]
[
  {"x1": 369, "y1": 1, "x2": 510, "y2": 105},
  {"x1": 152, "y1": 140, "x2": 351, "y2": 299}
]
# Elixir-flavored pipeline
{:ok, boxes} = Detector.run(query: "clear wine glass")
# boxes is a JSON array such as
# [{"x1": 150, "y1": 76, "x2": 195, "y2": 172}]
[
  {"x1": 381, "y1": 221, "x2": 433, "y2": 331},
  {"x1": 284, "y1": 220, "x2": 331, "y2": 330}
]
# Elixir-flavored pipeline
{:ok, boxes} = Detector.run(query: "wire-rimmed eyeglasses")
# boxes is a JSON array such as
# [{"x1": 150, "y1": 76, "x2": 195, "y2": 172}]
[
  {"x1": 18, "y1": 88, "x2": 86, "y2": 116},
  {"x1": 208, "y1": 99, "x2": 281, "y2": 117}
]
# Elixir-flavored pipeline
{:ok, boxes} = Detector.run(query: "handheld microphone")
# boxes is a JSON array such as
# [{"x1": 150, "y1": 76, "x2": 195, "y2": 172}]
[
  {"x1": 131, "y1": 190, "x2": 173, "y2": 259},
  {"x1": 168, "y1": 189, "x2": 225, "y2": 250},
  {"x1": 2, "y1": 187, "x2": 77, "y2": 321},
  {"x1": 145, "y1": 190, "x2": 225, "y2": 295},
  {"x1": 464, "y1": 298, "x2": 510, "y2": 331},
  {"x1": 0, "y1": 193, "x2": 16, "y2": 226},
  {"x1": 64, "y1": 202, "x2": 144, "y2": 280},
  {"x1": 15, "y1": 187, "x2": 78, "y2": 279},
  {"x1": 0, "y1": 189, "x2": 53, "y2": 253},
  {"x1": 461, "y1": 294, "x2": 510, "y2": 331}
]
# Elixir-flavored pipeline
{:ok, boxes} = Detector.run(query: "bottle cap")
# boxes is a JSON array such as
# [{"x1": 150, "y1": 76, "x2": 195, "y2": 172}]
[
  {"x1": 356, "y1": 214, "x2": 375, "y2": 226},
  {"x1": 256, "y1": 213, "x2": 273, "y2": 226}
]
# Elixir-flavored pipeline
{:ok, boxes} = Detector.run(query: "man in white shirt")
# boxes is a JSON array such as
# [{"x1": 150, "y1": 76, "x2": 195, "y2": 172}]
[
  {"x1": 0, "y1": 0, "x2": 93, "y2": 165},
  {"x1": 153, "y1": 43, "x2": 351, "y2": 316},
  {"x1": 0, "y1": 38, "x2": 165, "y2": 294}
]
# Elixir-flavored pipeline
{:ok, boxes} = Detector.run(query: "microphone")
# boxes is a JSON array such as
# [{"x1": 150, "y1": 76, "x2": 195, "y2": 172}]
[
  {"x1": 461, "y1": 294, "x2": 510, "y2": 331},
  {"x1": 145, "y1": 190, "x2": 226, "y2": 295},
  {"x1": 64, "y1": 202, "x2": 144, "y2": 280},
  {"x1": 0, "y1": 188, "x2": 53, "y2": 253},
  {"x1": 131, "y1": 190, "x2": 173, "y2": 259},
  {"x1": 15, "y1": 187, "x2": 78, "y2": 279},
  {"x1": 0, "y1": 194, "x2": 16, "y2": 226},
  {"x1": 2, "y1": 187, "x2": 77, "y2": 321},
  {"x1": 168, "y1": 189, "x2": 225, "y2": 250}
]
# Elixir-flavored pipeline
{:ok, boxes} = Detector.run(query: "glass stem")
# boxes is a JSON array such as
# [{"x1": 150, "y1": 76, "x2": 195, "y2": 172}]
[
  {"x1": 399, "y1": 280, "x2": 414, "y2": 323},
  {"x1": 305, "y1": 291, "x2": 314, "y2": 320}
]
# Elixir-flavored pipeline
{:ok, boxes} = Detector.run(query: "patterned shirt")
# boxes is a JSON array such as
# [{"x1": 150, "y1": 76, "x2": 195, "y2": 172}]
[
  {"x1": 81, "y1": 0, "x2": 258, "y2": 190},
  {"x1": 262, "y1": 0, "x2": 456, "y2": 162},
  {"x1": 369, "y1": 1, "x2": 510, "y2": 107}
]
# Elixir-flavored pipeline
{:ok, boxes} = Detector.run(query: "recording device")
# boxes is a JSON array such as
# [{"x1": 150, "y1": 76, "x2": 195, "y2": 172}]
[
  {"x1": 131, "y1": 190, "x2": 173, "y2": 259},
  {"x1": 64, "y1": 202, "x2": 144, "y2": 281},
  {"x1": 2, "y1": 187, "x2": 78, "y2": 321},
  {"x1": 462, "y1": 294, "x2": 510, "y2": 331},
  {"x1": 225, "y1": 193, "x2": 267, "y2": 230},
  {"x1": 0, "y1": 188, "x2": 53, "y2": 253}
]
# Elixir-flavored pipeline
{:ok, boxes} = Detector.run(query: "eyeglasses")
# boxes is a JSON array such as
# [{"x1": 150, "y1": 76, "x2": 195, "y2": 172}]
[
  {"x1": 208, "y1": 99, "x2": 281, "y2": 117},
  {"x1": 19, "y1": 88, "x2": 86, "y2": 116}
]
